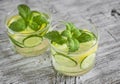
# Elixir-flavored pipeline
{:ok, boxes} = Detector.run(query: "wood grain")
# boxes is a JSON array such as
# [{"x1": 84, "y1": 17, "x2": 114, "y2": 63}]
[{"x1": 0, "y1": 0, "x2": 120, "y2": 84}]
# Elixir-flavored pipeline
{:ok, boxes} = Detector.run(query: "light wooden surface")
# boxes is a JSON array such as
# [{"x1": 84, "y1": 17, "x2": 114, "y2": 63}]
[{"x1": 0, "y1": 0, "x2": 120, "y2": 84}]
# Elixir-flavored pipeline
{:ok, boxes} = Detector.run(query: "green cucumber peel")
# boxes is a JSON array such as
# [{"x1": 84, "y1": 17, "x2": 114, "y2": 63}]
[{"x1": 9, "y1": 35, "x2": 24, "y2": 48}]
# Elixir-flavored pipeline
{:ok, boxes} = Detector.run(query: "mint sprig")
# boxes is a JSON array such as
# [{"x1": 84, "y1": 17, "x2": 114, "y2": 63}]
[
  {"x1": 9, "y1": 4, "x2": 49, "y2": 32},
  {"x1": 45, "y1": 22, "x2": 95, "y2": 52},
  {"x1": 45, "y1": 22, "x2": 81, "y2": 52}
]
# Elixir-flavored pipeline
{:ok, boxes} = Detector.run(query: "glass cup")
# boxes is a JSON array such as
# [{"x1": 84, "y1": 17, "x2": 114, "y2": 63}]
[
  {"x1": 50, "y1": 20, "x2": 98, "y2": 76},
  {"x1": 5, "y1": 8, "x2": 51, "y2": 57}
]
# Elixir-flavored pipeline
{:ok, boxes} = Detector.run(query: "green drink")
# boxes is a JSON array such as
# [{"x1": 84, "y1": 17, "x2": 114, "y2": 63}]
[
  {"x1": 45, "y1": 22, "x2": 98, "y2": 76},
  {"x1": 6, "y1": 4, "x2": 51, "y2": 57}
]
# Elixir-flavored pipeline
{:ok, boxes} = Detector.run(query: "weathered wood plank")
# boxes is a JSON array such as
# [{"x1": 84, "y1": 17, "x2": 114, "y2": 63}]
[{"x1": 1, "y1": 0, "x2": 120, "y2": 84}]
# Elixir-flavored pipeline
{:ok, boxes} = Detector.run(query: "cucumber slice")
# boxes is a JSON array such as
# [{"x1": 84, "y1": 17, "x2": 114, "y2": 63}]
[
  {"x1": 23, "y1": 35, "x2": 42, "y2": 47},
  {"x1": 9, "y1": 35, "x2": 24, "y2": 48},
  {"x1": 80, "y1": 53, "x2": 95, "y2": 69},
  {"x1": 54, "y1": 53, "x2": 77, "y2": 67}
]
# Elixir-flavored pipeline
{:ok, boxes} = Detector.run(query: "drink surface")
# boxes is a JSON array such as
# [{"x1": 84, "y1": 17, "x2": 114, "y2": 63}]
[
  {"x1": 51, "y1": 30, "x2": 98, "y2": 76},
  {"x1": 7, "y1": 12, "x2": 50, "y2": 56}
]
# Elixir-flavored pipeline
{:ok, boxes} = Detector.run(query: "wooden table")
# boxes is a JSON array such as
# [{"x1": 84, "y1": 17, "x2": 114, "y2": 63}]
[{"x1": 0, "y1": 0, "x2": 120, "y2": 84}]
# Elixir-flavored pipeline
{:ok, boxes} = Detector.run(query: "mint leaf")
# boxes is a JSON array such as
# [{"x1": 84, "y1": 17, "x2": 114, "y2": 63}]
[
  {"x1": 40, "y1": 16, "x2": 48, "y2": 24},
  {"x1": 72, "y1": 28, "x2": 81, "y2": 38},
  {"x1": 67, "y1": 22, "x2": 77, "y2": 31},
  {"x1": 9, "y1": 18, "x2": 26, "y2": 32},
  {"x1": 32, "y1": 13, "x2": 48, "y2": 26},
  {"x1": 29, "y1": 22, "x2": 39, "y2": 31},
  {"x1": 77, "y1": 31, "x2": 95, "y2": 43},
  {"x1": 18, "y1": 4, "x2": 31, "y2": 20},
  {"x1": 66, "y1": 22, "x2": 72, "y2": 30},
  {"x1": 33, "y1": 15, "x2": 41, "y2": 25},
  {"x1": 45, "y1": 31, "x2": 66, "y2": 44},
  {"x1": 67, "y1": 38, "x2": 79, "y2": 52},
  {"x1": 73, "y1": 38, "x2": 80, "y2": 51},
  {"x1": 31, "y1": 11, "x2": 41, "y2": 14},
  {"x1": 61, "y1": 30, "x2": 72, "y2": 38},
  {"x1": 69, "y1": 22, "x2": 75, "y2": 29},
  {"x1": 67, "y1": 38, "x2": 74, "y2": 52},
  {"x1": 62, "y1": 22, "x2": 72, "y2": 30}
]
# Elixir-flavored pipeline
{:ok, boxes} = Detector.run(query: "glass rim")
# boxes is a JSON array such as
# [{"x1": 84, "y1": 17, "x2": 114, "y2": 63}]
[
  {"x1": 50, "y1": 21, "x2": 99, "y2": 56},
  {"x1": 5, "y1": 8, "x2": 52, "y2": 35}
]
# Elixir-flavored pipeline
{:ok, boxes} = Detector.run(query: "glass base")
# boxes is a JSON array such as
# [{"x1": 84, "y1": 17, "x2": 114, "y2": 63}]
[
  {"x1": 53, "y1": 64, "x2": 94, "y2": 76},
  {"x1": 56, "y1": 65, "x2": 94, "y2": 76}
]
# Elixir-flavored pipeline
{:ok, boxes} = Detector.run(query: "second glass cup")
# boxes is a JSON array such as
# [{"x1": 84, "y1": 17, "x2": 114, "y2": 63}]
[{"x1": 46, "y1": 20, "x2": 98, "y2": 76}]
